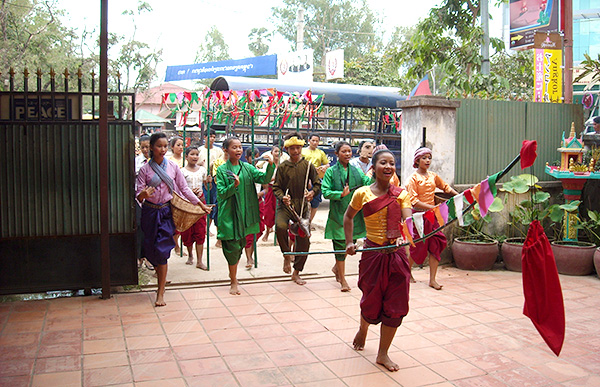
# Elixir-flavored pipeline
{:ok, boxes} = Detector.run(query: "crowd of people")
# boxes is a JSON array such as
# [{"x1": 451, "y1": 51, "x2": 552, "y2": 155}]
[{"x1": 134, "y1": 130, "x2": 457, "y2": 371}]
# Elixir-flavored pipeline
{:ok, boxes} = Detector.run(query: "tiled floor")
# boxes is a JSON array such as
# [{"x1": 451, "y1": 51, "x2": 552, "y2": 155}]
[{"x1": 1, "y1": 267, "x2": 599, "y2": 387}]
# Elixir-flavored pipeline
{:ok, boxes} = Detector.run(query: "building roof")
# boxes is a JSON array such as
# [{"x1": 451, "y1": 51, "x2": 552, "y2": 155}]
[
  {"x1": 135, "y1": 83, "x2": 192, "y2": 106},
  {"x1": 135, "y1": 109, "x2": 171, "y2": 124}
]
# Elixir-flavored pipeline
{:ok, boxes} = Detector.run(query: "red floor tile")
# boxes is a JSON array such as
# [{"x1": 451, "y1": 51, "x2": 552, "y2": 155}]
[
  {"x1": 34, "y1": 355, "x2": 81, "y2": 374},
  {"x1": 129, "y1": 347, "x2": 175, "y2": 364},
  {"x1": 234, "y1": 367, "x2": 290, "y2": 386},
  {"x1": 268, "y1": 348, "x2": 320, "y2": 367},
  {"x1": 179, "y1": 357, "x2": 229, "y2": 376},
  {"x1": 131, "y1": 360, "x2": 181, "y2": 382},
  {"x1": 83, "y1": 351, "x2": 129, "y2": 369},
  {"x1": 171, "y1": 343, "x2": 219, "y2": 361},
  {"x1": 0, "y1": 358, "x2": 35, "y2": 377},
  {"x1": 83, "y1": 337, "x2": 125, "y2": 354},
  {"x1": 32, "y1": 371, "x2": 81, "y2": 387},
  {"x1": 83, "y1": 365, "x2": 132, "y2": 386}
]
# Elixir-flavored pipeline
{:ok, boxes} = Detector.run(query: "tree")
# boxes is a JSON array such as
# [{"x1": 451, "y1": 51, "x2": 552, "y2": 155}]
[
  {"x1": 271, "y1": 0, "x2": 381, "y2": 67},
  {"x1": 195, "y1": 26, "x2": 231, "y2": 63},
  {"x1": 0, "y1": 0, "x2": 84, "y2": 90},
  {"x1": 248, "y1": 27, "x2": 271, "y2": 57},
  {"x1": 390, "y1": 0, "x2": 514, "y2": 99},
  {"x1": 336, "y1": 49, "x2": 408, "y2": 91},
  {"x1": 110, "y1": 1, "x2": 162, "y2": 93}
]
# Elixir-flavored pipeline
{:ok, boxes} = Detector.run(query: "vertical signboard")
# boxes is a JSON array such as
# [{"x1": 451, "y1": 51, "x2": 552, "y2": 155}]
[
  {"x1": 533, "y1": 32, "x2": 563, "y2": 103},
  {"x1": 325, "y1": 49, "x2": 344, "y2": 81},
  {"x1": 277, "y1": 49, "x2": 314, "y2": 83}
]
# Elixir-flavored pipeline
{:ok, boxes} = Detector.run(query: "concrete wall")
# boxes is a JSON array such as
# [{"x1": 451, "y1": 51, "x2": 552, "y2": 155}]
[{"x1": 397, "y1": 96, "x2": 461, "y2": 186}]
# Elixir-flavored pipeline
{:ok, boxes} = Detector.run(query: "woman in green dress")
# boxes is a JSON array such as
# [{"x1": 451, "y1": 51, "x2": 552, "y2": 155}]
[
  {"x1": 216, "y1": 137, "x2": 275, "y2": 295},
  {"x1": 322, "y1": 141, "x2": 371, "y2": 292}
]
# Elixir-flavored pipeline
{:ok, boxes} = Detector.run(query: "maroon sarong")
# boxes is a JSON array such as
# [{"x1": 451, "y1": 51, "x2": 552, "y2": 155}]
[
  {"x1": 358, "y1": 239, "x2": 410, "y2": 328},
  {"x1": 409, "y1": 213, "x2": 447, "y2": 265},
  {"x1": 260, "y1": 185, "x2": 276, "y2": 229},
  {"x1": 181, "y1": 216, "x2": 207, "y2": 246}
]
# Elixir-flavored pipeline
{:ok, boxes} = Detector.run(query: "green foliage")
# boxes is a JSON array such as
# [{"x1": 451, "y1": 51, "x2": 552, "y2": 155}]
[
  {"x1": 248, "y1": 27, "x2": 272, "y2": 57},
  {"x1": 334, "y1": 49, "x2": 408, "y2": 90},
  {"x1": 389, "y1": 0, "x2": 532, "y2": 100},
  {"x1": 576, "y1": 209, "x2": 600, "y2": 245},
  {"x1": 458, "y1": 197, "x2": 504, "y2": 241},
  {"x1": 499, "y1": 174, "x2": 559, "y2": 237},
  {"x1": 195, "y1": 26, "x2": 231, "y2": 63},
  {"x1": 0, "y1": 0, "x2": 85, "y2": 89},
  {"x1": 574, "y1": 53, "x2": 600, "y2": 86},
  {"x1": 271, "y1": 0, "x2": 382, "y2": 67},
  {"x1": 111, "y1": 2, "x2": 162, "y2": 93}
]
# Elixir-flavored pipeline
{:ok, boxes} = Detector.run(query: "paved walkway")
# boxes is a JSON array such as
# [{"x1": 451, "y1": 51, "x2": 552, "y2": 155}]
[{"x1": 1, "y1": 267, "x2": 599, "y2": 386}]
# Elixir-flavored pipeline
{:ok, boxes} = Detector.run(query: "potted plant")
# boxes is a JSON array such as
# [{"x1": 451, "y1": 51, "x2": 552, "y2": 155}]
[
  {"x1": 451, "y1": 199, "x2": 504, "y2": 271},
  {"x1": 498, "y1": 174, "x2": 555, "y2": 272},
  {"x1": 575, "y1": 209, "x2": 600, "y2": 278},
  {"x1": 548, "y1": 201, "x2": 597, "y2": 276}
]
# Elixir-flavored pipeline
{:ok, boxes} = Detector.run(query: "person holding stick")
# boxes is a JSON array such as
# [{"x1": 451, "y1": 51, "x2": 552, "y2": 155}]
[
  {"x1": 273, "y1": 132, "x2": 320, "y2": 285},
  {"x1": 216, "y1": 137, "x2": 274, "y2": 295},
  {"x1": 343, "y1": 148, "x2": 412, "y2": 371},
  {"x1": 322, "y1": 141, "x2": 371, "y2": 292}
]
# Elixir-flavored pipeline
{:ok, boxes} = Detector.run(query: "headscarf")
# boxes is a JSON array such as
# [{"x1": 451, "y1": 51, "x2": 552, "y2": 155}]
[
  {"x1": 413, "y1": 147, "x2": 432, "y2": 168},
  {"x1": 373, "y1": 144, "x2": 388, "y2": 153},
  {"x1": 283, "y1": 136, "x2": 306, "y2": 148}
]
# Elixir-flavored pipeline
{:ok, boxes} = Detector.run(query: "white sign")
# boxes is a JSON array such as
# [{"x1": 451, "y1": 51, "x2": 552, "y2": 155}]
[
  {"x1": 325, "y1": 49, "x2": 344, "y2": 80},
  {"x1": 175, "y1": 110, "x2": 200, "y2": 128},
  {"x1": 277, "y1": 49, "x2": 314, "y2": 83}
]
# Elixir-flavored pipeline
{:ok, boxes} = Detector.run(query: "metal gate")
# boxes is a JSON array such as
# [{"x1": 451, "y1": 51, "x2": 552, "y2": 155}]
[{"x1": 0, "y1": 68, "x2": 137, "y2": 295}]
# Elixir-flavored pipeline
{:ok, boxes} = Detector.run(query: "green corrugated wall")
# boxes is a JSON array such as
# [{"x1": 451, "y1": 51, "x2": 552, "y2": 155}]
[
  {"x1": 0, "y1": 123, "x2": 134, "y2": 238},
  {"x1": 455, "y1": 100, "x2": 583, "y2": 184}
]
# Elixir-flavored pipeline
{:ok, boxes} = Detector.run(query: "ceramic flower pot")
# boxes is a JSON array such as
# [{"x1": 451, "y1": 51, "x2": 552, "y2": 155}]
[
  {"x1": 551, "y1": 241, "x2": 596, "y2": 276},
  {"x1": 451, "y1": 237, "x2": 499, "y2": 271},
  {"x1": 594, "y1": 248, "x2": 600, "y2": 279},
  {"x1": 501, "y1": 237, "x2": 526, "y2": 272}
]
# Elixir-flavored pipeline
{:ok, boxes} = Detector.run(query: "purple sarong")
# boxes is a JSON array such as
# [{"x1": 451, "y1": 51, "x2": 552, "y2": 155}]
[
  {"x1": 141, "y1": 202, "x2": 176, "y2": 266},
  {"x1": 358, "y1": 239, "x2": 410, "y2": 328}
]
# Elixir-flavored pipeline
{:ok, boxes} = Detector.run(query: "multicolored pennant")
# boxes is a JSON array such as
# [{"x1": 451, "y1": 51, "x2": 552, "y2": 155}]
[
  {"x1": 463, "y1": 190, "x2": 475, "y2": 204},
  {"x1": 402, "y1": 223, "x2": 415, "y2": 246},
  {"x1": 447, "y1": 197, "x2": 456, "y2": 220},
  {"x1": 439, "y1": 202, "x2": 449, "y2": 224},
  {"x1": 479, "y1": 178, "x2": 495, "y2": 217},
  {"x1": 454, "y1": 194, "x2": 464, "y2": 226},
  {"x1": 413, "y1": 212, "x2": 425, "y2": 238},
  {"x1": 433, "y1": 206, "x2": 445, "y2": 226},
  {"x1": 470, "y1": 183, "x2": 481, "y2": 203},
  {"x1": 424, "y1": 210, "x2": 436, "y2": 225},
  {"x1": 405, "y1": 218, "x2": 414, "y2": 239}
]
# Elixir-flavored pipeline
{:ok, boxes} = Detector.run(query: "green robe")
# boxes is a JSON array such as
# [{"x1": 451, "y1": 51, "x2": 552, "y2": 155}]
[
  {"x1": 322, "y1": 162, "x2": 371, "y2": 240},
  {"x1": 216, "y1": 160, "x2": 275, "y2": 240}
]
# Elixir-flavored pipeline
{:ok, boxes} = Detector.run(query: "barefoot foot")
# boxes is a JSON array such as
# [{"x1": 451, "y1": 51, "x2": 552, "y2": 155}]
[
  {"x1": 410, "y1": 275, "x2": 416, "y2": 283},
  {"x1": 291, "y1": 273, "x2": 306, "y2": 285},
  {"x1": 185, "y1": 258, "x2": 194, "y2": 265},
  {"x1": 196, "y1": 263, "x2": 208, "y2": 270},
  {"x1": 340, "y1": 280, "x2": 351, "y2": 292},
  {"x1": 429, "y1": 281, "x2": 443, "y2": 290},
  {"x1": 332, "y1": 265, "x2": 340, "y2": 283},
  {"x1": 229, "y1": 282, "x2": 241, "y2": 295},
  {"x1": 155, "y1": 291, "x2": 166, "y2": 307},
  {"x1": 353, "y1": 330, "x2": 367, "y2": 350},
  {"x1": 376, "y1": 354, "x2": 400, "y2": 372},
  {"x1": 283, "y1": 258, "x2": 292, "y2": 274}
]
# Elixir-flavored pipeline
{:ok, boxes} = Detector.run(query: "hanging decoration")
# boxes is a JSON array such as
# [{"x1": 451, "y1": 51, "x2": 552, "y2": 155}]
[{"x1": 160, "y1": 86, "x2": 326, "y2": 130}]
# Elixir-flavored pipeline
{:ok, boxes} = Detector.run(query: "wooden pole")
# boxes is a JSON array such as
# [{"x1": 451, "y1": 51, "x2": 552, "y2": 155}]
[{"x1": 564, "y1": 0, "x2": 573, "y2": 104}]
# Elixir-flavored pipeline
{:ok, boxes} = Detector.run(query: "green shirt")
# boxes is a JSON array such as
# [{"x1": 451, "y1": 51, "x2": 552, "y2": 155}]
[
  {"x1": 216, "y1": 160, "x2": 275, "y2": 240},
  {"x1": 322, "y1": 162, "x2": 371, "y2": 240}
]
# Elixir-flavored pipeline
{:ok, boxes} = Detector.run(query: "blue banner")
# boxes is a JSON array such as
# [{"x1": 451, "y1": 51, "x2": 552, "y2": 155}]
[{"x1": 165, "y1": 55, "x2": 277, "y2": 81}]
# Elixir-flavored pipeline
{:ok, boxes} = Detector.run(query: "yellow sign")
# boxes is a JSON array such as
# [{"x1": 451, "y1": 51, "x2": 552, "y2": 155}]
[{"x1": 534, "y1": 48, "x2": 562, "y2": 103}]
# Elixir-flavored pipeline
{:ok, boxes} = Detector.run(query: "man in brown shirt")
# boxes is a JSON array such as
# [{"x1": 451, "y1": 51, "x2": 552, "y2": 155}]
[{"x1": 273, "y1": 133, "x2": 321, "y2": 285}]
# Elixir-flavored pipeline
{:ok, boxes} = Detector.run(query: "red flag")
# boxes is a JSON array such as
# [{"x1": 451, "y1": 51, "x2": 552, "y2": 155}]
[
  {"x1": 408, "y1": 75, "x2": 432, "y2": 100},
  {"x1": 520, "y1": 140, "x2": 538, "y2": 169},
  {"x1": 522, "y1": 220, "x2": 565, "y2": 356}
]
